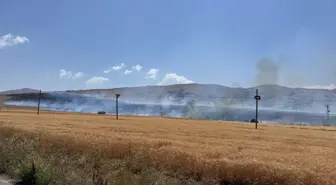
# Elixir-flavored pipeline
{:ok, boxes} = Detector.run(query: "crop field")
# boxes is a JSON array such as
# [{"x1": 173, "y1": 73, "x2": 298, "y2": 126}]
[{"x1": 0, "y1": 106, "x2": 336, "y2": 184}]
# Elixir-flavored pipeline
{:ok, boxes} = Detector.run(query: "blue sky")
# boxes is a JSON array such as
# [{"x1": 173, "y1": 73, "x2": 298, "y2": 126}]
[{"x1": 0, "y1": 0, "x2": 336, "y2": 91}]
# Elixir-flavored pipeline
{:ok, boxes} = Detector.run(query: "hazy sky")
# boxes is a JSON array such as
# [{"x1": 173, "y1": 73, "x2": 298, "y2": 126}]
[{"x1": 1, "y1": 0, "x2": 335, "y2": 91}]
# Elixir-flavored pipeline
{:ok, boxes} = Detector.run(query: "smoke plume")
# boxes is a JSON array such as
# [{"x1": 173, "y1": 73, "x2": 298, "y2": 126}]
[
  {"x1": 255, "y1": 58, "x2": 280, "y2": 86},
  {"x1": 3, "y1": 91, "x2": 335, "y2": 125}
]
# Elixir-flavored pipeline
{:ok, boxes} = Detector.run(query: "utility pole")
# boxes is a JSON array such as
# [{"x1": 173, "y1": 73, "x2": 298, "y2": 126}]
[
  {"x1": 37, "y1": 90, "x2": 42, "y2": 115},
  {"x1": 115, "y1": 93, "x2": 120, "y2": 120},
  {"x1": 160, "y1": 105, "x2": 163, "y2": 118},
  {"x1": 254, "y1": 89, "x2": 261, "y2": 129},
  {"x1": 325, "y1": 104, "x2": 330, "y2": 123}
]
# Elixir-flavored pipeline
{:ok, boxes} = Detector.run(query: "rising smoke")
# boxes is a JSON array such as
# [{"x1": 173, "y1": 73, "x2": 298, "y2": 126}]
[
  {"x1": 255, "y1": 58, "x2": 280, "y2": 86},
  {"x1": 252, "y1": 55, "x2": 336, "y2": 88},
  {"x1": 3, "y1": 89, "x2": 335, "y2": 125}
]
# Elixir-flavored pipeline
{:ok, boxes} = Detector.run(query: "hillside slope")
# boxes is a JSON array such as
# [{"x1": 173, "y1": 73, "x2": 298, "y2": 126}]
[
  {"x1": 2, "y1": 83, "x2": 336, "y2": 113},
  {"x1": 3, "y1": 84, "x2": 336, "y2": 124},
  {"x1": 67, "y1": 84, "x2": 336, "y2": 112},
  {"x1": 0, "y1": 88, "x2": 40, "y2": 95}
]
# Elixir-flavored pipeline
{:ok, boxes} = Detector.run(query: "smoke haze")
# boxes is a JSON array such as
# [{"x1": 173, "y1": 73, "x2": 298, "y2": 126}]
[
  {"x1": 3, "y1": 85, "x2": 336, "y2": 126},
  {"x1": 255, "y1": 58, "x2": 280, "y2": 86}
]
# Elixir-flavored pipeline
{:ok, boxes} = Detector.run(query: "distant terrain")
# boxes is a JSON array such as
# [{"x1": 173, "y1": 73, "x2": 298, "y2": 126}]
[
  {"x1": 68, "y1": 84, "x2": 335, "y2": 110},
  {"x1": 0, "y1": 88, "x2": 40, "y2": 95},
  {"x1": 4, "y1": 83, "x2": 335, "y2": 111},
  {"x1": 1, "y1": 84, "x2": 335, "y2": 125}
]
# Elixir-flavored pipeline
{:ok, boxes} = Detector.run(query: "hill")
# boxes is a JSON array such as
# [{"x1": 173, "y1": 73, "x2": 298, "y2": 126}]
[
  {"x1": 2, "y1": 84, "x2": 336, "y2": 113},
  {"x1": 66, "y1": 84, "x2": 336, "y2": 111},
  {"x1": 2, "y1": 84, "x2": 336, "y2": 124},
  {"x1": 0, "y1": 88, "x2": 40, "y2": 95}
]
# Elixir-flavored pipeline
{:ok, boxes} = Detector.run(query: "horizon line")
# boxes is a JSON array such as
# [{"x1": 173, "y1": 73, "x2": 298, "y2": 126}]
[{"x1": 1, "y1": 83, "x2": 336, "y2": 93}]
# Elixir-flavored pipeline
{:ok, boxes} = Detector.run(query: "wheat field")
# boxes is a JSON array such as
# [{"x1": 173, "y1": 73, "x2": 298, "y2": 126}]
[{"x1": 0, "y1": 106, "x2": 335, "y2": 184}]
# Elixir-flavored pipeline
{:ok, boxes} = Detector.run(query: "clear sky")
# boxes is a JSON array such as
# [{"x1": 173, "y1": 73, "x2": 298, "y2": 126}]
[{"x1": 1, "y1": 0, "x2": 336, "y2": 91}]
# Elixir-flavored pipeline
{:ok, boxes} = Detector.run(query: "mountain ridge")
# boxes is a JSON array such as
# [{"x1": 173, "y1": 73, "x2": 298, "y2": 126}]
[
  {"x1": 0, "y1": 88, "x2": 40, "y2": 95},
  {"x1": 63, "y1": 84, "x2": 336, "y2": 112},
  {"x1": 2, "y1": 84, "x2": 336, "y2": 121},
  {"x1": 2, "y1": 84, "x2": 336, "y2": 110},
  {"x1": 2, "y1": 84, "x2": 335, "y2": 95}
]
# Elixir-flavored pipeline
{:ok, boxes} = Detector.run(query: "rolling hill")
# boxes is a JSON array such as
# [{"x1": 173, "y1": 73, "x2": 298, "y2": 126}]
[
  {"x1": 2, "y1": 84, "x2": 335, "y2": 124},
  {"x1": 2, "y1": 83, "x2": 336, "y2": 114},
  {"x1": 0, "y1": 88, "x2": 40, "y2": 95},
  {"x1": 66, "y1": 83, "x2": 336, "y2": 112}
]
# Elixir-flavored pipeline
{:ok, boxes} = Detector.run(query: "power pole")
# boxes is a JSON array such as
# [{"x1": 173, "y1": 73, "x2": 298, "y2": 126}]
[
  {"x1": 160, "y1": 105, "x2": 163, "y2": 118},
  {"x1": 115, "y1": 93, "x2": 120, "y2": 120},
  {"x1": 37, "y1": 90, "x2": 42, "y2": 115},
  {"x1": 325, "y1": 104, "x2": 330, "y2": 123},
  {"x1": 254, "y1": 89, "x2": 261, "y2": 129}
]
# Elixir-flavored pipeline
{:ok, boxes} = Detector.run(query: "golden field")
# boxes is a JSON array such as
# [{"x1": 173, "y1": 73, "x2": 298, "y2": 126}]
[{"x1": 0, "y1": 106, "x2": 336, "y2": 184}]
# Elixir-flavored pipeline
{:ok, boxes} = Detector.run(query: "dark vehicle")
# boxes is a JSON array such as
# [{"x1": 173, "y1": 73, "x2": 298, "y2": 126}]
[{"x1": 250, "y1": 119, "x2": 260, "y2": 123}]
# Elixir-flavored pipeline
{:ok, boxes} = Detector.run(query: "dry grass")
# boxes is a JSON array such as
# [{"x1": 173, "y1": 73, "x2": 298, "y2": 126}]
[{"x1": 0, "y1": 107, "x2": 336, "y2": 184}]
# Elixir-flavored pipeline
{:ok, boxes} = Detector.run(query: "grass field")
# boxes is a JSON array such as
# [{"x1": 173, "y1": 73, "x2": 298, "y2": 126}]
[{"x1": 0, "y1": 106, "x2": 335, "y2": 184}]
